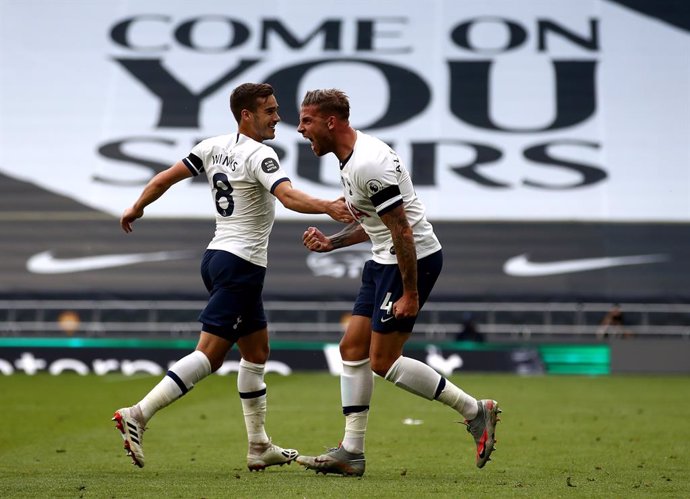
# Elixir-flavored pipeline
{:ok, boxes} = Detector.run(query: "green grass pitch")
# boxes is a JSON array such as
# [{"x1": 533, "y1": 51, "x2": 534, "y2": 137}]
[{"x1": 1, "y1": 372, "x2": 688, "y2": 498}]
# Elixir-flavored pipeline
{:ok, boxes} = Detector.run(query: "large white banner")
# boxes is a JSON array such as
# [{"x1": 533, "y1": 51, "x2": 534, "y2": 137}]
[{"x1": 0, "y1": 0, "x2": 688, "y2": 221}]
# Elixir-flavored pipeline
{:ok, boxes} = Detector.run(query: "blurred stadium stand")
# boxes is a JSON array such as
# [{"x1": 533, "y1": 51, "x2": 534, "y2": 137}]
[{"x1": 1, "y1": 299, "x2": 689, "y2": 343}]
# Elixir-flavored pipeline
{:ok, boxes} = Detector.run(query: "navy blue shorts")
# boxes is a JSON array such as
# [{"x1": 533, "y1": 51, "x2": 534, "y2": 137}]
[
  {"x1": 352, "y1": 249, "x2": 443, "y2": 333},
  {"x1": 198, "y1": 249, "x2": 267, "y2": 341}
]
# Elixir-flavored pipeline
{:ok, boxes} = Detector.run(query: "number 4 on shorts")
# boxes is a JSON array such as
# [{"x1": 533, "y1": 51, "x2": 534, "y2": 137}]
[{"x1": 380, "y1": 292, "x2": 393, "y2": 315}]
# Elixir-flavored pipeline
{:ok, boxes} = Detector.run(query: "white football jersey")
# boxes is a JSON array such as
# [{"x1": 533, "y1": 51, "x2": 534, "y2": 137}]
[
  {"x1": 183, "y1": 133, "x2": 289, "y2": 267},
  {"x1": 341, "y1": 131, "x2": 441, "y2": 264}
]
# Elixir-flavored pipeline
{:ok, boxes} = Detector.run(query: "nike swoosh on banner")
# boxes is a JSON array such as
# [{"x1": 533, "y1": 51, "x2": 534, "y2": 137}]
[
  {"x1": 503, "y1": 253, "x2": 669, "y2": 277},
  {"x1": 26, "y1": 250, "x2": 197, "y2": 274}
]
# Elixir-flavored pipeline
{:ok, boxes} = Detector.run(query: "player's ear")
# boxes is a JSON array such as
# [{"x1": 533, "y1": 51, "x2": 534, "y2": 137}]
[
  {"x1": 327, "y1": 115, "x2": 336, "y2": 129},
  {"x1": 241, "y1": 108, "x2": 252, "y2": 122}
]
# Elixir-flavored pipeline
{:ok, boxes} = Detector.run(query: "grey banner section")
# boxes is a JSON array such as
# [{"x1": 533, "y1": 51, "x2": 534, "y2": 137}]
[
  {"x1": 610, "y1": 339, "x2": 690, "y2": 374},
  {"x1": 3, "y1": 217, "x2": 689, "y2": 302},
  {"x1": 2, "y1": 173, "x2": 690, "y2": 302}
]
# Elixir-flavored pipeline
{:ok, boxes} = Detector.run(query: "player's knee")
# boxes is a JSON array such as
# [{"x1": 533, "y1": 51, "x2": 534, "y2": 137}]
[
  {"x1": 370, "y1": 355, "x2": 395, "y2": 377},
  {"x1": 206, "y1": 352, "x2": 226, "y2": 372},
  {"x1": 339, "y1": 340, "x2": 368, "y2": 361},
  {"x1": 195, "y1": 345, "x2": 228, "y2": 372},
  {"x1": 241, "y1": 345, "x2": 269, "y2": 365},
  {"x1": 236, "y1": 331, "x2": 270, "y2": 364}
]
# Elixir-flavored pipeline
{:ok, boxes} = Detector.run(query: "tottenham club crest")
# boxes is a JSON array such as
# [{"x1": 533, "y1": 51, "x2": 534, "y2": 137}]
[{"x1": 366, "y1": 179, "x2": 383, "y2": 195}]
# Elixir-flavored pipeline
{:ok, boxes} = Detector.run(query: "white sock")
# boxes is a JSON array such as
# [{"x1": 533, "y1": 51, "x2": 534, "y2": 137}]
[
  {"x1": 138, "y1": 350, "x2": 211, "y2": 424},
  {"x1": 384, "y1": 356, "x2": 479, "y2": 420},
  {"x1": 238, "y1": 358, "x2": 269, "y2": 445},
  {"x1": 384, "y1": 356, "x2": 443, "y2": 400},
  {"x1": 436, "y1": 379, "x2": 479, "y2": 420},
  {"x1": 344, "y1": 412, "x2": 368, "y2": 454},
  {"x1": 340, "y1": 358, "x2": 373, "y2": 454}
]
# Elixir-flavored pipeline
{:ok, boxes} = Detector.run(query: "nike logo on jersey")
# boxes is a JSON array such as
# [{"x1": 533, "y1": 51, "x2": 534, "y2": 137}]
[
  {"x1": 503, "y1": 253, "x2": 669, "y2": 277},
  {"x1": 26, "y1": 250, "x2": 196, "y2": 274},
  {"x1": 380, "y1": 315, "x2": 395, "y2": 323}
]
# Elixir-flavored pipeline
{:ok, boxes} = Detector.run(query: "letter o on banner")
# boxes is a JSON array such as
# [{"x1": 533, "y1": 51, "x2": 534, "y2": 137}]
[{"x1": 265, "y1": 57, "x2": 430, "y2": 129}]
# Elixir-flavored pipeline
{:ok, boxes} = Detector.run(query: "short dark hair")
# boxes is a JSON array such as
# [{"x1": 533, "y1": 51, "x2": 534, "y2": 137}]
[
  {"x1": 230, "y1": 83, "x2": 275, "y2": 123},
  {"x1": 301, "y1": 89, "x2": 350, "y2": 120}
]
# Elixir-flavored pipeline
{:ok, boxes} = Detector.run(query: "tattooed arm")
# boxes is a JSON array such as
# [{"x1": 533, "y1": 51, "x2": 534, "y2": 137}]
[
  {"x1": 380, "y1": 204, "x2": 419, "y2": 318},
  {"x1": 302, "y1": 222, "x2": 369, "y2": 253}
]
